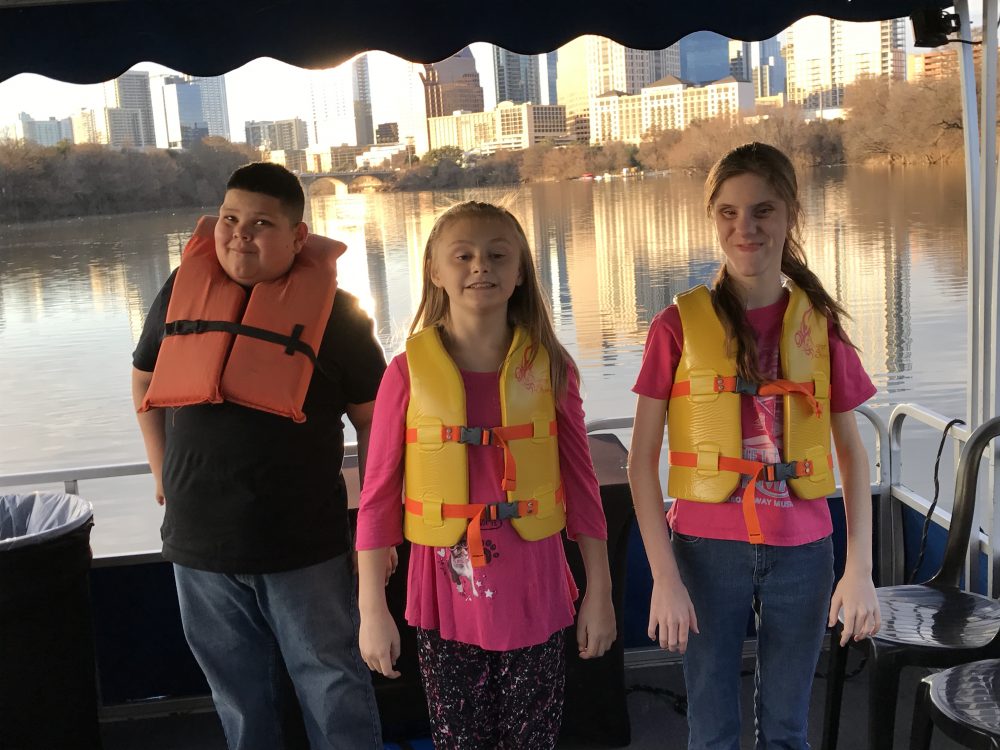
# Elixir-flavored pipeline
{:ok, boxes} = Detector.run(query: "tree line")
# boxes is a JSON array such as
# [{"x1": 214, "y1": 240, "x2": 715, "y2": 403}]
[
  {"x1": 0, "y1": 72, "x2": 967, "y2": 223},
  {"x1": 0, "y1": 138, "x2": 258, "y2": 224}
]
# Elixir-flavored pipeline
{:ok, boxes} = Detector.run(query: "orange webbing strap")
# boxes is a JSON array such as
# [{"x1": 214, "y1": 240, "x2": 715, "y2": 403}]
[
  {"x1": 405, "y1": 487, "x2": 564, "y2": 567},
  {"x1": 670, "y1": 377, "x2": 822, "y2": 418},
  {"x1": 670, "y1": 376, "x2": 738, "y2": 398},
  {"x1": 757, "y1": 379, "x2": 822, "y2": 417},
  {"x1": 667, "y1": 452, "x2": 833, "y2": 545},
  {"x1": 404, "y1": 420, "x2": 558, "y2": 492},
  {"x1": 488, "y1": 420, "x2": 557, "y2": 491}
]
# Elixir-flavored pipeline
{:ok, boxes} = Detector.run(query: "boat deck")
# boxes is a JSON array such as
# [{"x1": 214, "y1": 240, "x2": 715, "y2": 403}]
[{"x1": 99, "y1": 648, "x2": 967, "y2": 750}]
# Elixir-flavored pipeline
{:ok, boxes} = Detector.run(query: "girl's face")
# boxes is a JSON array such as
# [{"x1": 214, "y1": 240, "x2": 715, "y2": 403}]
[
  {"x1": 712, "y1": 172, "x2": 789, "y2": 289},
  {"x1": 430, "y1": 217, "x2": 524, "y2": 318}
]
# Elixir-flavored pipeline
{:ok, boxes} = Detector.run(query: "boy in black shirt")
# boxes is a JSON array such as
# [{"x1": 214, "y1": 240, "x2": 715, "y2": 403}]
[{"x1": 132, "y1": 162, "x2": 385, "y2": 750}]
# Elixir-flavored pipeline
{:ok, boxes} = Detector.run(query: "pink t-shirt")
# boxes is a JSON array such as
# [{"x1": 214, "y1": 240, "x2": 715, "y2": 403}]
[
  {"x1": 632, "y1": 289, "x2": 877, "y2": 546},
  {"x1": 356, "y1": 353, "x2": 608, "y2": 651}
]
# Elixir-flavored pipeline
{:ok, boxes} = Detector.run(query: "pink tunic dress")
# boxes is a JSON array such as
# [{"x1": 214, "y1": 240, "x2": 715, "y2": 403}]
[{"x1": 356, "y1": 354, "x2": 608, "y2": 650}]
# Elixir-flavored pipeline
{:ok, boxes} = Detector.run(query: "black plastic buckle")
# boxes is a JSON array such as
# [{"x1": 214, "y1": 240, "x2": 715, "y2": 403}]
[
  {"x1": 766, "y1": 462, "x2": 799, "y2": 482},
  {"x1": 735, "y1": 377, "x2": 759, "y2": 396},
  {"x1": 491, "y1": 502, "x2": 522, "y2": 520},
  {"x1": 459, "y1": 426, "x2": 487, "y2": 445},
  {"x1": 167, "y1": 319, "x2": 208, "y2": 336}
]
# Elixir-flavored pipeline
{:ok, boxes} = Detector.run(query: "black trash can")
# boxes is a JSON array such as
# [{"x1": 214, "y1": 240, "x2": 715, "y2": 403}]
[{"x1": 0, "y1": 492, "x2": 100, "y2": 750}]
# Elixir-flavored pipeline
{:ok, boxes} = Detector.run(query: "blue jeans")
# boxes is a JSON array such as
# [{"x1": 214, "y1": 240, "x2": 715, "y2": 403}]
[
  {"x1": 672, "y1": 534, "x2": 834, "y2": 750},
  {"x1": 174, "y1": 553, "x2": 382, "y2": 750}
]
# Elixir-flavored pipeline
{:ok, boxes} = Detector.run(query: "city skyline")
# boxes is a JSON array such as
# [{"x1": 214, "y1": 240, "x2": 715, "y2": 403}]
[{"x1": 0, "y1": 10, "x2": 981, "y2": 151}]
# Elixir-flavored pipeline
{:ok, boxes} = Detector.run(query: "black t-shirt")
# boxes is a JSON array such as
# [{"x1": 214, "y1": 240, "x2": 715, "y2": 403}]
[{"x1": 133, "y1": 270, "x2": 386, "y2": 574}]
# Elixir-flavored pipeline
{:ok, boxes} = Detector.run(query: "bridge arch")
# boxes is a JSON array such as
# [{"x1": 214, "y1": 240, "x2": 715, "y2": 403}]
[{"x1": 306, "y1": 177, "x2": 350, "y2": 198}]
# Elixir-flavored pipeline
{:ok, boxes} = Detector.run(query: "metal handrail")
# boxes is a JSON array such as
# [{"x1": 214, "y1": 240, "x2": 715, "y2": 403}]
[{"x1": 0, "y1": 445, "x2": 360, "y2": 495}]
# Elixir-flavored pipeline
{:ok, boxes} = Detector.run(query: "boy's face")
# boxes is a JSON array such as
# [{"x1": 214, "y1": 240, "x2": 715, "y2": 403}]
[{"x1": 215, "y1": 189, "x2": 307, "y2": 287}]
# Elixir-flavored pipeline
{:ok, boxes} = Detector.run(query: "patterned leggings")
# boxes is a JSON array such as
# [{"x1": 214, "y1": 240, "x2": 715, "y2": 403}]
[{"x1": 416, "y1": 628, "x2": 565, "y2": 750}]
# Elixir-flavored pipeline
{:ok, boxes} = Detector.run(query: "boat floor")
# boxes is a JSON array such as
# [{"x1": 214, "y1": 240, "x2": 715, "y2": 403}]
[{"x1": 99, "y1": 649, "x2": 968, "y2": 749}]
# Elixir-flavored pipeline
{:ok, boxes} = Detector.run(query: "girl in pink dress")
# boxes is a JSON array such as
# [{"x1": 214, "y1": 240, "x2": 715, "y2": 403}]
[{"x1": 356, "y1": 201, "x2": 615, "y2": 750}]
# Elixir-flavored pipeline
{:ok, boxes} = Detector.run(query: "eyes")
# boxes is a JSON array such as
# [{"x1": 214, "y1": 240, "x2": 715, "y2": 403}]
[
  {"x1": 221, "y1": 214, "x2": 273, "y2": 227},
  {"x1": 718, "y1": 205, "x2": 776, "y2": 220},
  {"x1": 451, "y1": 249, "x2": 511, "y2": 262}
]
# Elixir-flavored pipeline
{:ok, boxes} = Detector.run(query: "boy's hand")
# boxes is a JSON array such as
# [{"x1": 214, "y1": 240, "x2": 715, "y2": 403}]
[
  {"x1": 577, "y1": 589, "x2": 616, "y2": 659},
  {"x1": 154, "y1": 477, "x2": 165, "y2": 506},
  {"x1": 359, "y1": 606, "x2": 401, "y2": 679}
]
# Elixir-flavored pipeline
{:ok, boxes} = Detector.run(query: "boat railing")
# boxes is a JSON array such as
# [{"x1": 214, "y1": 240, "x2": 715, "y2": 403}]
[{"x1": 2, "y1": 405, "x2": 996, "y2": 594}]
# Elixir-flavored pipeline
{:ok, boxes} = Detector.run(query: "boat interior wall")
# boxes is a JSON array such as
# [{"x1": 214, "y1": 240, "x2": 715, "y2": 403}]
[{"x1": 0, "y1": 0, "x2": 950, "y2": 84}]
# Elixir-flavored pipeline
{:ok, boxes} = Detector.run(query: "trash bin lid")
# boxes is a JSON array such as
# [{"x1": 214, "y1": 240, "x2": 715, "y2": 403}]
[{"x1": 0, "y1": 492, "x2": 94, "y2": 551}]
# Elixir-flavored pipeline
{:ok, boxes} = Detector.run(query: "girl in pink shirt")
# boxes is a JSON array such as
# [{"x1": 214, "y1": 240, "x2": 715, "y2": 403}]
[
  {"x1": 628, "y1": 143, "x2": 881, "y2": 749},
  {"x1": 356, "y1": 201, "x2": 615, "y2": 750}
]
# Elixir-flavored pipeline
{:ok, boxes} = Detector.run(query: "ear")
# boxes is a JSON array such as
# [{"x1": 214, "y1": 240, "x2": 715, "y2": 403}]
[
  {"x1": 429, "y1": 259, "x2": 444, "y2": 288},
  {"x1": 292, "y1": 221, "x2": 308, "y2": 253}
]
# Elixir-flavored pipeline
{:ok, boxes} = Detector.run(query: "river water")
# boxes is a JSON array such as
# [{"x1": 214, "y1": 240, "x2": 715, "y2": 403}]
[{"x1": 0, "y1": 166, "x2": 970, "y2": 555}]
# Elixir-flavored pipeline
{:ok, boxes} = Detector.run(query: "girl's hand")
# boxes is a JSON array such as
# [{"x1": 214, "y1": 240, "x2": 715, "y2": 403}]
[
  {"x1": 648, "y1": 576, "x2": 699, "y2": 653},
  {"x1": 577, "y1": 589, "x2": 617, "y2": 659},
  {"x1": 359, "y1": 606, "x2": 401, "y2": 679},
  {"x1": 384, "y1": 546, "x2": 399, "y2": 585},
  {"x1": 829, "y1": 564, "x2": 881, "y2": 646}
]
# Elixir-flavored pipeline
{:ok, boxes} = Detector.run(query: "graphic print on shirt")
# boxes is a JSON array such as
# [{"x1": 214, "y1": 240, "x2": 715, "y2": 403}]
[
  {"x1": 437, "y1": 536, "x2": 500, "y2": 601},
  {"x1": 727, "y1": 340, "x2": 793, "y2": 509}
]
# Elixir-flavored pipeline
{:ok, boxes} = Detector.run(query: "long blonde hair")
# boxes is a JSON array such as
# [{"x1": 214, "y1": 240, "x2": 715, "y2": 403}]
[
  {"x1": 705, "y1": 142, "x2": 854, "y2": 384},
  {"x1": 410, "y1": 201, "x2": 577, "y2": 398}
]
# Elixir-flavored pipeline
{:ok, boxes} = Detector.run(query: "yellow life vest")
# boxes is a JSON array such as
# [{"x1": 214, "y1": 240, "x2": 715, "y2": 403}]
[
  {"x1": 139, "y1": 215, "x2": 344, "y2": 423},
  {"x1": 667, "y1": 283, "x2": 834, "y2": 544},
  {"x1": 402, "y1": 326, "x2": 565, "y2": 566}
]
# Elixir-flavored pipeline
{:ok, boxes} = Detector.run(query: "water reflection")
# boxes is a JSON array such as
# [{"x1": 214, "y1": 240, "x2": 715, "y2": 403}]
[{"x1": 0, "y1": 168, "x2": 970, "y2": 553}]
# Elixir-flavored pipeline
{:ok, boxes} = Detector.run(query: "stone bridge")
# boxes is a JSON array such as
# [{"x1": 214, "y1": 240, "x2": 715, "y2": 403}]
[{"x1": 297, "y1": 170, "x2": 394, "y2": 196}]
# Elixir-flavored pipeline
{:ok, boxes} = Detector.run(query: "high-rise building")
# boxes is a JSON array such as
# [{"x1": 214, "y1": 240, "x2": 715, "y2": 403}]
[
  {"x1": 352, "y1": 55, "x2": 375, "y2": 146},
  {"x1": 15, "y1": 112, "x2": 72, "y2": 146},
  {"x1": 786, "y1": 16, "x2": 906, "y2": 110},
  {"x1": 245, "y1": 118, "x2": 309, "y2": 151},
  {"x1": 652, "y1": 46, "x2": 682, "y2": 81},
  {"x1": 754, "y1": 36, "x2": 786, "y2": 97},
  {"x1": 493, "y1": 48, "x2": 541, "y2": 104},
  {"x1": 586, "y1": 37, "x2": 655, "y2": 98},
  {"x1": 103, "y1": 71, "x2": 156, "y2": 147},
  {"x1": 420, "y1": 47, "x2": 484, "y2": 118},
  {"x1": 310, "y1": 64, "x2": 357, "y2": 146},
  {"x1": 679, "y1": 31, "x2": 731, "y2": 84},
  {"x1": 189, "y1": 76, "x2": 230, "y2": 140},
  {"x1": 70, "y1": 109, "x2": 99, "y2": 144},
  {"x1": 544, "y1": 51, "x2": 558, "y2": 105},
  {"x1": 728, "y1": 40, "x2": 752, "y2": 81},
  {"x1": 376, "y1": 122, "x2": 399, "y2": 144},
  {"x1": 160, "y1": 75, "x2": 208, "y2": 149}
]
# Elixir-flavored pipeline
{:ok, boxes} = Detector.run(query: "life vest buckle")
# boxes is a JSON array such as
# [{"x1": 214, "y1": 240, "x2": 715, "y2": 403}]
[
  {"x1": 763, "y1": 462, "x2": 800, "y2": 482},
  {"x1": 459, "y1": 426, "x2": 490, "y2": 445},
  {"x1": 486, "y1": 500, "x2": 537, "y2": 521},
  {"x1": 734, "y1": 377, "x2": 758, "y2": 396}
]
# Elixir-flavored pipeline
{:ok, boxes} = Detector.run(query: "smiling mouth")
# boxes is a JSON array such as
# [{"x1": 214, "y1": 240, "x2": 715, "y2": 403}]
[{"x1": 466, "y1": 282, "x2": 496, "y2": 289}]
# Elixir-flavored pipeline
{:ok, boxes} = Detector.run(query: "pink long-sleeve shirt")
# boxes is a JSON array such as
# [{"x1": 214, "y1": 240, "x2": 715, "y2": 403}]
[{"x1": 356, "y1": 353, "x2": 608, "y2": 651}]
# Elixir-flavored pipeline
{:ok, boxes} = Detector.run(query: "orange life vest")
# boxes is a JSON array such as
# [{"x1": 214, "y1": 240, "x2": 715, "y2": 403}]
[{"x1": 139, "y1": 215, "x2": 344, "y2": 423}]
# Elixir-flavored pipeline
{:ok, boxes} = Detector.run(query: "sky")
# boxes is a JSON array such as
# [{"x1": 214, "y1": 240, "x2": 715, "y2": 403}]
[
  {"x1": 0, "y1": 5, "x2": 983, "y2": 140},
  {"x1": 0, "y1": 44, "x2": 498, "y2": 142}
]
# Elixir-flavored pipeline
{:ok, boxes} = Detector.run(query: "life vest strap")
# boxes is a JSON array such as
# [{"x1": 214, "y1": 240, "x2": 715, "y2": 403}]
[
  {"x1": 670, "y1": 375, "x2": 822, "y2": 417},
  {"x1": 404, "y1": 420, "x2": 559, "y2": 492},
  {"x1": 165, "y1": 319, "x2": 319, "y2": 365},
  {"x1": 405, "y1": 487, "x2": 565, "y2": 567},
  {"x1": 667, "y1": 451, "x2": 834, "y2": 545}
]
